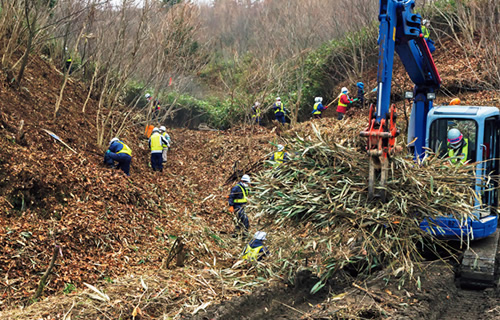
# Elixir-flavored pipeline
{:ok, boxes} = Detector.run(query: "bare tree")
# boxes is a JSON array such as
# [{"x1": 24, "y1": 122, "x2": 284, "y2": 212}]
[{"x1": 433, "y1": 0, "x2": 500, "y2": 89}]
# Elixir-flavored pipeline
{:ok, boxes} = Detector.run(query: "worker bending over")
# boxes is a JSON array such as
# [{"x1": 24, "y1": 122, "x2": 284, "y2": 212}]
[
  {"x1": 105, "y1": 138, "x2": 132, "y2": 176},
  {"x1": 242, "y1": 231, "x2": 269, "y2": 261}
]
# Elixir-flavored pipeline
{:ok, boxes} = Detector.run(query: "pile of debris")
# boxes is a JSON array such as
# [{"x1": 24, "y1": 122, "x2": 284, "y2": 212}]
[{"x1": 250, "y1": 122, "x2": 479, "y2": 289}]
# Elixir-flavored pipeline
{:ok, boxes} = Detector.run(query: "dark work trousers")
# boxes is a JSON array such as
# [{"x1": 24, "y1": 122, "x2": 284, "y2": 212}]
[
  {"x1": 275, "y1": 114, "x2": 286, "y2": 124},
  {"x1": 107, "y1": 152, "x2": 132, "y2": 176},
  {"x1": 235, "y1": 206, "x2": 249, "y2": 234},
  {"x1": 151, "y1": 153, "x2": 163, "y2": 172}
]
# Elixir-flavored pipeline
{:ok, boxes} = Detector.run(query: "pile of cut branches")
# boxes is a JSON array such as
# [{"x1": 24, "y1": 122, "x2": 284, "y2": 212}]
[{"x1": 250, "y1": 123, "x2": 482, "y2": 290}]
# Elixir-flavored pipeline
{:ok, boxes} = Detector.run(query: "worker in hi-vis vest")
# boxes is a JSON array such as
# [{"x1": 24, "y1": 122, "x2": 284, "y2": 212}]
[
  {"x1": 447, "y1": 128, "x2": 469, "y2": 165},
  {"x1": 242, "y1": 231, "x2": 269, "y2": 261},
  {"x1": 270, "y1": 144, "x2": 289, "y2": 167},
  {"x1": 228, "y1": 174, "x2": 251, "y2": 237},
  {"x1": 105, "y1": 138, "x2": 132, "y2": 176},
  {"x1": 149, "y1": 127, "x2": 170, "y2": 172}
]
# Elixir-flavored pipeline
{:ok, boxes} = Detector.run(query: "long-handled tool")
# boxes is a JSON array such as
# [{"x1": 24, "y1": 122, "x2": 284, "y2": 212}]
[{"x1": 42, "y1": 129, "x2": 78, "y2": 153}]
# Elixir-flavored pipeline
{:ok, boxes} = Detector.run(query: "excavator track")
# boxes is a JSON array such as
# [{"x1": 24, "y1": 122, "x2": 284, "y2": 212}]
[{"x1": 457, "y1": 229, "x2": 500, "y2": 288}]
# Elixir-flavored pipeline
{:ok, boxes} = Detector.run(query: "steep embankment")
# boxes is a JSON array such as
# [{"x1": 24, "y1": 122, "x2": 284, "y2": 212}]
[{"x1": 0, "y1": 54, "x2": 275, "y2": 313}]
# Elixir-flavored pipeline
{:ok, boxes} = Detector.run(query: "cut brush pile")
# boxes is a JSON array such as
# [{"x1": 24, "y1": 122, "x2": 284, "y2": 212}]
[{"x1": 250, "y1": 123, "x2": 482, "y2": 290}]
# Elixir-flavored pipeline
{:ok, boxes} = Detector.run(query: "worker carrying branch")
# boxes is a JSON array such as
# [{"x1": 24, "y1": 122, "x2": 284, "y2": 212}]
[
  {"x1": 242, "y1": 231, "x2": 269, "y2": 261},
  {"x1": 228, "y1": 174, "x2": 251, "y2": 237},
  {"x1": 447, "y1": 128, "x2": 469, "y2": 165},
  {"x1": 312, "y1": 97, "x2": 325, "y2": 119},
  {"x1": 336, "y1": 87, "x2": 356, "y2": 120},
  {"x1": 104, "y1": 138, "x2": 132, "y2": 176}
]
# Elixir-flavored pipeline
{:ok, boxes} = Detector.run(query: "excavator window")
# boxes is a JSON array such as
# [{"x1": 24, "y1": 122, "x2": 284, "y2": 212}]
[
  {"x1": 482, "y1": 117, "x2": 499, "y2": 211},
  {"x1": 428, "y1": 118, "x2": 477, "y2": 163}
]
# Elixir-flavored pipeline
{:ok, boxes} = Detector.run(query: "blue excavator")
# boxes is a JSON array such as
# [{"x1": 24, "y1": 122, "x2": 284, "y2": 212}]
[{"x1": 360, "y1": 0, "x2": 500, "y2": 287}]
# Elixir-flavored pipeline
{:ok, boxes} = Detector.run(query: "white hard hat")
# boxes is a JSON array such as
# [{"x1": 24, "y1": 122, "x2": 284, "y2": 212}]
[
  {"x1": 241, "y1": 174, "x2": 251, "y2": 183},
  {"x1": 254, "y1": 231, "x2": 267, "y2": 240},
  {"x1": 109, "y1": 137, "x2": 119, "y2": 145},
  {"x1": 315, "y1": 97, "x2": 320, "y2": 102},
  {"x1": 160, "y1": 126, "x2": 166, "y2": 132},
  {"x1": 255, "y1": 102, "x2": 260, "y2": 106},
  {"x1": 276, "y1": 97, "x2": 281, "y2": 101},
  {"x1": 152, "y1": 127, "x2": 160, "y2": 133},
  {"x1": 447, "y1": 128, "x2": 463, "y2": 149},
  {"x1": 341, "y1": 87, "x2": 348, "y2": 94},
  {"x1": 145, "y1": 93, "x2": 151, "y2": 99},
  {"x1": 423, "y1": 19, "x2": 429, "y2": 25},
  {"x1": 277, "y1": 144, "x2": 284, "y2": 152}
]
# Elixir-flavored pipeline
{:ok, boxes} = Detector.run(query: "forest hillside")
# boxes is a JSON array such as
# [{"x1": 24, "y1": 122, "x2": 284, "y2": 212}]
[{"x1": 1, "y1": 0, "x2": 500, "y2": 319}]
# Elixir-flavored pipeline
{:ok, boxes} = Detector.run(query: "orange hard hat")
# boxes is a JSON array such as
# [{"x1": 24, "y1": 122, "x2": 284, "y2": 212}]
[{"x1": 449, "y1": 98, "x2": 461, "y2": 105}]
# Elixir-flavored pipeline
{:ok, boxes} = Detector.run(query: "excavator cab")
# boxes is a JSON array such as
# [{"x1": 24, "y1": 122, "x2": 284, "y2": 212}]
[
  {"x1": 367, "y1": 0, "x2": 500, "y2": 288},
  {"x1": 422, "y1": 105, "x2": 500, "y2": 289},
  {"x1": 421, "y1": 105, "x2": 500, "y2": 240}
]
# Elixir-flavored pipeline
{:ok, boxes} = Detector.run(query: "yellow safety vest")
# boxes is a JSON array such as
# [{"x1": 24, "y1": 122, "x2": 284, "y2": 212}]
[
  {"x1": 273, "y1": 151, "x2": 285, "y2": 164},
  {"x1": 338, "y1": 94, "x2": 348, "y2": 107},
  {"x1": 242, "y1": 244, "x2": 264, "y2": 261},
  {"x1": 274, "y1": 103, "x2": 284, "y2": 114},
  {"x1": 313, "y1": 102, "x2": 321, "y2": 115},
  {"x1": 448, "y1": 138, "x2": 469, "y2": 165},
  {"x1": 233, "y1": 184, "x2": 248, "y2": 204},
  {"x1": 161, "y1": 132, "x2": 168, "y2": 148},
  {"x1": 150, "y1": 133, "x2": 163, "y2": 152},
  {"x1": 252, "y1": 108, "x2": 261, "y2": 118},
  {"x1": 422, "y1": 25, "x2": 430, "y2": 39},
  {"x1": 116, "y1": 141, "x2": 132, "y2": 156}
]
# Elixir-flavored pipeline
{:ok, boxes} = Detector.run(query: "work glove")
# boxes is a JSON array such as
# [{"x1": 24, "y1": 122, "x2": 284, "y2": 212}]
[{"x1": 228, "y1": 206, "x2": 234, "y2": 213}]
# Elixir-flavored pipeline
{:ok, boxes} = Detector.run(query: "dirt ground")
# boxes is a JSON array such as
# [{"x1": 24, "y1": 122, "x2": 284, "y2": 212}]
[{"x1": 190, "y1": 261, "x2": 500, "y2": 320}]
